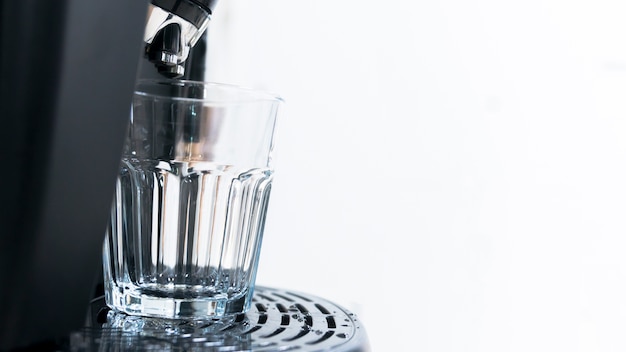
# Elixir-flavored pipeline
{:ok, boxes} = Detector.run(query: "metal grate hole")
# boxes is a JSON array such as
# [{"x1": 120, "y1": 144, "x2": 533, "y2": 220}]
[
  {"x1": 257, "y1": 314, "x2": 268, "y2": 325},
  {"x1": 280, "y1": 315, "x2": 290, "y2": 326},
  {"x1": 260, "y1": 328, "x2": 286, "y2": 338},
  {"x1": 294, "y1": 303, "x2": 308, "y2": 314},
  {"x1": 315, "y1": 303, "x2": 331, "y2": 314},
  {"x1": 271, "y1": 292, "x2": 295, "y2": 302},
  {"x1": 326, "y1": 316, "x2": 336, "y2": 329},
  {"x1": 220, "y1": 323, "x2": 238, "y2": 331},
  {"x1": 276, "y1": 303, "x2": 288, "y2": 313},
  {"x1": 234, "y1": 314, "x2": 245, "y2": 323},
  {"x1": 285, "y1": 291, "x2": 313, "y2": 302},
  {"x1": 256, "y1": 293, "x2": 276, "y2": 302},
  {"x1": 96, "y1": 307, "x2": 110, "y2": 324},
  {"x1": 282, "y1": 328, "x2": 311, "y2": 342},
  {"x1": 255, "y1": 303, "x2": 267, "y2": 313},
  {"x1": 304, "y1": 316, "x2": 313, "y2": 327},
  {"x1": 306, "y1": 330, "x2": 334, "y2": 345},
  {"x1": 243, "y1": 325, "x2": 262, "y2": 335}
]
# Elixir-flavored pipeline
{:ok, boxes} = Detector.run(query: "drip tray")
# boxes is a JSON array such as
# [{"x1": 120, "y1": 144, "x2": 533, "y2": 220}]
[{"x1": 70, "y1": 286, "x2": 370, "y2": 351}]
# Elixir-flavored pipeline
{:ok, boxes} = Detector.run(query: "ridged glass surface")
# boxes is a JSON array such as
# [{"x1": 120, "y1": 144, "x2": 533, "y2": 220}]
[{"x1": 103, "y1": 159, "x2": 272, "y2": 318}]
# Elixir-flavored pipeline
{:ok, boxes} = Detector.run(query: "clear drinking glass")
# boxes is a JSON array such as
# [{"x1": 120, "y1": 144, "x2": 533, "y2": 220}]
[{"x1": 102, "y1": 80, "x2": 282, "y2": 319}]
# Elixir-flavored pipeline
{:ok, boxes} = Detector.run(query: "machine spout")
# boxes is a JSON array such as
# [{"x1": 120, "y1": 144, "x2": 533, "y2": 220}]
[{"x1": 144, "y1": 0, "x2": 218, "y2": 78}]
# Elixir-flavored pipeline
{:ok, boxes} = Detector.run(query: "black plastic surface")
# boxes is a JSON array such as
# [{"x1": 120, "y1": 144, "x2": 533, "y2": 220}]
[{"x1": 0, "y1": 0, "x2": 149, "y2": 349}]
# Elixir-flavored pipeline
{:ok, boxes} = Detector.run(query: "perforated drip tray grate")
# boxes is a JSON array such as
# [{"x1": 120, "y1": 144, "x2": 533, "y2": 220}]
[{"x1": 67, "y1": 286, "x2": 370, "y2": 351}]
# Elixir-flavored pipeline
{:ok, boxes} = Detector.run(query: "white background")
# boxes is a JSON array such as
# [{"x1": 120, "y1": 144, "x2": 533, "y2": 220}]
[{"x1": 205, "y1": 1, "x2": 626, "y2": 351}]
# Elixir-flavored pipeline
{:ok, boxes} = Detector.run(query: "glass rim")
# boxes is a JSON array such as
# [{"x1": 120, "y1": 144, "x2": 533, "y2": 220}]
[{"x1": 134, "y1": 79, "x2": 284, "y2": 104}]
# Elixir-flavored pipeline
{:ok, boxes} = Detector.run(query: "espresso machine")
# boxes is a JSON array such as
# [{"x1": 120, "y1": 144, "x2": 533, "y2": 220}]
[{"x1": 0, "y1": 1, "x2": 369, "y2": 350}]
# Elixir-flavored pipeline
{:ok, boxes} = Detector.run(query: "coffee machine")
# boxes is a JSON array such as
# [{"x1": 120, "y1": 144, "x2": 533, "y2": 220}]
[{"x1": 0, "y1": 1, "x2": 369, "y2": 350}]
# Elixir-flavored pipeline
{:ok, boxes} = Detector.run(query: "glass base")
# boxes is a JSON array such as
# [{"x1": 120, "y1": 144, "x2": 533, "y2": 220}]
[{"x1": 105, "y1": 284, "x2": 252, "y2": 319}]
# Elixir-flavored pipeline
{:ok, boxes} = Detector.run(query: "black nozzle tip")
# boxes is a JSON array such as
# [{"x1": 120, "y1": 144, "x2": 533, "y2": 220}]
[
  {"x1": 146, "y1": 23, "x2": 185, "y2": 78},
  {"x1": 157, "y1": 64, "x2": 185, "y2": 78}
]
